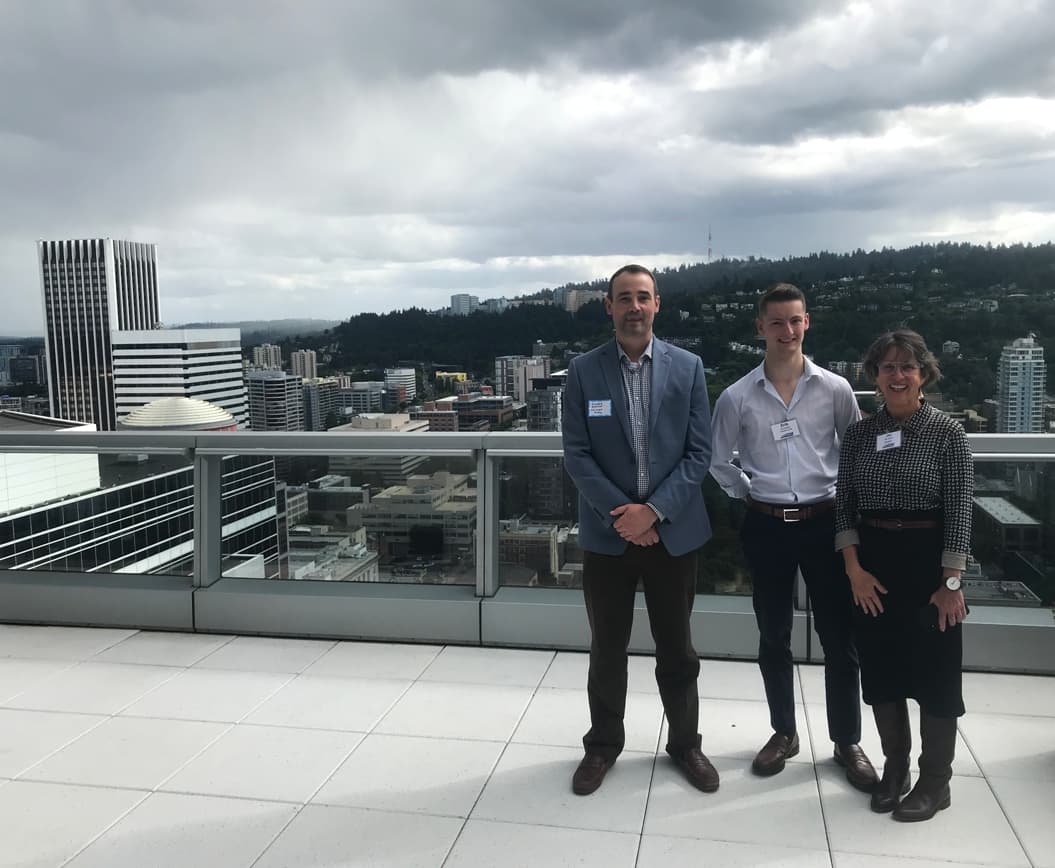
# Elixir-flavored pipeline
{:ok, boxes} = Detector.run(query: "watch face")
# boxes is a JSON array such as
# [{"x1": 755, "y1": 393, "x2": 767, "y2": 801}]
[{"x1": 945, "y1": 576, "x2": 961, "y2": 591}]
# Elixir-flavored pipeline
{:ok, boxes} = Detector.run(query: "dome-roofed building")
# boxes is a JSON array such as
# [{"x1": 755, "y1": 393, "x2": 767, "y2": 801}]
[{"x1": 118, "y1": 396, "x2": 237, "y2": 432}]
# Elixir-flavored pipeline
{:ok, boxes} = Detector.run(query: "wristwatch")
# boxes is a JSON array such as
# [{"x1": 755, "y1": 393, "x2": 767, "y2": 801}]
[{"x1": 944, "y1": 575, "x2": 962, "y2": 591}]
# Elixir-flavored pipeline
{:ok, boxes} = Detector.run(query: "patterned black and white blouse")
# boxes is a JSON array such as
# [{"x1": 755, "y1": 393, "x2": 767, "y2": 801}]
[{"x1": 834, "y1": 401, "x2": 973, "y2": 570}]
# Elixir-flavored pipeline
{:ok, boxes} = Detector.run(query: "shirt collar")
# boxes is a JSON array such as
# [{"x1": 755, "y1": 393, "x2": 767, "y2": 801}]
[
  {"x1": 876, "y1": 399, "x2": 930, "y2": 432},
  {"x1": 751, "y1": 355, "x2": 820, "y2": 386},
  {"x1": 617, "y1": 337, "x2": 654, "y2": 364}
]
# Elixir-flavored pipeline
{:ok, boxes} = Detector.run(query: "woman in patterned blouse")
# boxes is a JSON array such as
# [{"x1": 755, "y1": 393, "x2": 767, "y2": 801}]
[{"x1": 835, "y1": 329, "x2": 972, "y2": 822}]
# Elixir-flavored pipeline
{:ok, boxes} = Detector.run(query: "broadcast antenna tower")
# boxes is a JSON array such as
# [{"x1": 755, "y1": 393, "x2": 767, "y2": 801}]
[{"x1": 707, "y1": 225, "x2": 712, "y2": 264}]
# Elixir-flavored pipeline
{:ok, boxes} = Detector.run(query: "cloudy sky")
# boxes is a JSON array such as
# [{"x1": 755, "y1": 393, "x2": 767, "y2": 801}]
[{"x1": 2, "y1": 0, "x2": 1054, "y2": 334}]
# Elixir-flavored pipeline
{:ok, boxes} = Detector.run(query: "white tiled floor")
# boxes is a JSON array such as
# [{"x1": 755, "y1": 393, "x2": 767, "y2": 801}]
[{"x1": 0, "y1": 626, "x2": 1052, "y2": 868}]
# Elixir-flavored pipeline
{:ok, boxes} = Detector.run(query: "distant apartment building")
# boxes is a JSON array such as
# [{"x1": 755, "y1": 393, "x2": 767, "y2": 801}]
[
  {"x1": 435, "y1": 371, "x2": 467, "y2": 392},
  {"x1": 252, "y1": 343, "x2": 283, "y2": 370},
  {"x1": 494, "y1": 355, "x2": 550, "y2": 401},
  {"x1": 450, "y1": 294, "x2": 479, "y2": 316},
  {"x1": 111, "y1": 328, "x2": 248, "y2": 428},
  {"x1": 997, "y1": 335, "x2": 1046, "y2": 433},
  {"x1": 360, "y1": 471, "x2": 476, "y2": 563},
  {"x1": 410, "y1": 402, "x2": 461, "y2": 431},
  {"x1": 942, "y1": 340, "x2": 961, "y2": 355},
  {"x1": 328, "y1": 414, "x2": 430, "y2": 486},
  {"x1": 384, "y1": 367, "x2": 417, "y2": 404},
  {"x1": 291, "y1": 349, "x2": 318, "y2": 380},
  {"x1": 247, "y1": 370, "x2": 304, "y2": 431},
  {"x1": 434, "y1": 393, "x2": 518, "y2": 430},
  {"x1": 38, "y1": 238, "x2": 160, "y2": 430},
  {"x1": 0, "y1": 345, "x2": 21, "y2": 385},
  {"x1": 8, "y1": 354, "x2": 42, "y2": 385},
  {"x1": 526, "y1": 372, "x2": 571, "y2": 519},
  {"x1": 341, "y1": 381, "x2": 385, "y2": 415},
  {"x1": 564, "y1": 288, "x2": 605, "y2": 313},
  {"x1": 302, "y1": 377, "x2": 341, "y2": 431}
]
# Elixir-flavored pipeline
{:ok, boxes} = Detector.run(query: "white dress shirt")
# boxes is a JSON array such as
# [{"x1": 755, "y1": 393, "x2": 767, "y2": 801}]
[{"x1": 709, "y1": 357, "x2": 861, "y2": 504}]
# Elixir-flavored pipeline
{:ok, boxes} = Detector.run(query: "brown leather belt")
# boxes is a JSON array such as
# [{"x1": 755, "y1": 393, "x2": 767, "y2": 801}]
[
  {"x1": 861, "y1": 517, "x2": 941, "y2": 530},
  {"x1": 747, "y1": 498, "x2": 835, "y2": 523}
]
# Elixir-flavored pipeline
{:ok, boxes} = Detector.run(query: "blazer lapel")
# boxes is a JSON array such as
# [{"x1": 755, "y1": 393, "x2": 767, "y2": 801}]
[
  {"x1": 600, "y1": 342, "x2": 633, "y2": 446},
  {"x1": 649, "y1": 340, "x2": 670, "y2": 433}
]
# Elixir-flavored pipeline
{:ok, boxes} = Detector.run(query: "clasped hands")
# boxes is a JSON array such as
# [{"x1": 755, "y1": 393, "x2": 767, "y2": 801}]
[{"x1": 610, "y1": 503, "x2": 659, "y2": 547}]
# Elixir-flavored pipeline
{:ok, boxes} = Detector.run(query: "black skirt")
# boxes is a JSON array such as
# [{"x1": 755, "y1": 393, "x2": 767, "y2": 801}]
[{"x1": 853, "y1": 520, "x2": 965, "y2": 718}]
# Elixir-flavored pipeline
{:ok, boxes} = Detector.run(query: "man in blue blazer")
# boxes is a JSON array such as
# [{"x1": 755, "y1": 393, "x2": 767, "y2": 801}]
[{"x1": 562, "y1": 263, "x2": 718, "y2": 796}]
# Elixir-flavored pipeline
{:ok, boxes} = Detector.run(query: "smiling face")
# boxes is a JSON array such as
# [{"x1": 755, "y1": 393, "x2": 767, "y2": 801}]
[
  {"x1": 605, "y1": 270, "x2": 660, "y2": 345},
  {"x1": 756, "y1": 299, "x2": 809, "y2": 357},
  {"x1": 876, "y1": 346, "x2": 924, "y2": 417}
]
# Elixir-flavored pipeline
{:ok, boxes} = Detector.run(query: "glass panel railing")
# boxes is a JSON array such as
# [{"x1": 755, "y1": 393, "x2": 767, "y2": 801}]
[
  {"x1": 967, "y1": 458, "x2": 1055, "y2": 609},
  {"x1": 223, "y1": 452, "x2": 478, "y2": 585},
  {"x1": 0, "y1": 449, "x2": 194, "y2": 576},
  {"x1": 495, "y1": 456, "x2": 753, "y2": 595}
]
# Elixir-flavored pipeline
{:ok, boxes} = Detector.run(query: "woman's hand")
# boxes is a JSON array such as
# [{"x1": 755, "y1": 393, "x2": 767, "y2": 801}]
[
  {"x1": 848, "y1": 565, "x2": 887, "y2": 616},
  {"x1": 930, "y1": 586, "x2": 967, "y2": 632}
]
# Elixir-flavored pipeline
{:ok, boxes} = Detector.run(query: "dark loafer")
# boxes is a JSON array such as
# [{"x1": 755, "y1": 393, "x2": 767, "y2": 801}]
[
  {"x1": 673, "y1": 747, "x2": 720, "y2": 793},
  {"x1": 572, "y1": 754, "x2": 613, "y2": 796},
  {"x1": 834, "y1": 743, "x2": 880, "y2": 792},
  {"x1": 752, "y1": 732, "x2": 800, "y2": 776}
]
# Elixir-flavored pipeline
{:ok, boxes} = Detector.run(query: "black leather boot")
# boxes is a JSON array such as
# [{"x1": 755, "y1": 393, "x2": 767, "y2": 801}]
[
  {"x1": 870, "y1": 700, "x2": 911, "y2": 813},
  {"x1": 893, "y1": 711, "x2": 956, "y2": 822}
]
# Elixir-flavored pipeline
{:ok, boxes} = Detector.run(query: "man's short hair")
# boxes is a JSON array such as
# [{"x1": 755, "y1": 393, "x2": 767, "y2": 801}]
[
  {"x1": 758, "y1": 283, "x2": 806, "y2": 316},
  {"x1": 608, "y1": 264, "x2": 658, "y2": 298}
]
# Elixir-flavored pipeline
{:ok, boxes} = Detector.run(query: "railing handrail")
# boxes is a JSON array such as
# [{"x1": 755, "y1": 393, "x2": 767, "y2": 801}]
[{"x1": 0, "y1": 429, "x2": 1052, "y2": 456}]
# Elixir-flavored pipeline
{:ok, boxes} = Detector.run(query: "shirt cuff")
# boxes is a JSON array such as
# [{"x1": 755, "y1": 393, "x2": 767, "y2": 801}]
[
  {"x1": 646, "y1": 502, "x2": 665, "y2": 523},
  {"x1": 834, "y1": 529, "x2": 860, "y2": 551},
  {"x1": 941, "y1": 551, "x2": 967, "y2": 571}
]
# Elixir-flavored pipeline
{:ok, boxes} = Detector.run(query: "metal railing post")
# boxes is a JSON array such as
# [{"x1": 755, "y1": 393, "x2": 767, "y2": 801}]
[{"x1": 193, "y1": 450, "x2": 224, "y2": 588}]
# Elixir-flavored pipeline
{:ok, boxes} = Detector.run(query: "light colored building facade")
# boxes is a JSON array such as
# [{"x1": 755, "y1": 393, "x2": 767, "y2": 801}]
[
  {"x1": 247, "y1": 370, "x2": 304, "y2": 431},
  {"x1": 38, "y1": 238, "x2": 160, "y2": 430},
  {"x1": 291, "y1": 349, "x2": 318, "y2": 380},
  {"x1": 302, "y1": 377, "x2": 341, "y2": 431},
  {"x1": 341, "y1": 381, "x2": 385, "y2": 415},
  {"x1": 252, "y1": 343, "x2": 283, "y2": 370},
  {"x1": 998, "y1": 335, "x2": 1046, "y2": 433},
  {"x1": 384, "y1": 367, "x2": 417, "y2": 403},
  {"x1": 450, "y1": 294, "x2": 479, "y2": 316},
  {"x1": 112, "y1": 328, "x2": 248, "y2": 428},
  {"x1": 494, "y1": 355, "x2": 550, "y2": 401}
]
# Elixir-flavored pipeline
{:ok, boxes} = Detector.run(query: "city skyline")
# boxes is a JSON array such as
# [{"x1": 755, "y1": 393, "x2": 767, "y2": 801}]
[{"x1": 1, "y1": 1, "x2": 1054, "y2": 334}]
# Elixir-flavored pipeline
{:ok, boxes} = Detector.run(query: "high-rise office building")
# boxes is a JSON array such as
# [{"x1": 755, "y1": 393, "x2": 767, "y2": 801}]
[
  {"x1": 112, "y1": 328, "x2": 248, "y2": 427},
  {"x1": 252, "y1": 343, "x2": 283, "y2": 370},
  {"x1": 8, "y1": 355, "x2": 42, "y2": 385},
  {"x1": 341, "y1": 381, "x2": 385, "y2": 415},
  {"x1": 0, "y1": 345, "x2": 22, "y2": 385},
  {"x1": 384, "y1": 367, "x2": 417, "y2": 403},
  {"x1": 291, "y1": 349, "x2": 318, "y2": 380},
  {"x1": 247, "y1": 370, "x2": 304, "y2": 431},
  {"x1": 998, "y1": 335, "x2": 1046, "y2": 433},
  {"x1": 38, "y1": 238, "x2": 160, "y2": 430}
]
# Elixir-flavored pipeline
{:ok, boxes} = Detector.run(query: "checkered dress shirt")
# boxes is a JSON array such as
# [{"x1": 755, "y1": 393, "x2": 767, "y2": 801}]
[{"x1": 619, "y1": 345, "x2": 652, "y2": 499}]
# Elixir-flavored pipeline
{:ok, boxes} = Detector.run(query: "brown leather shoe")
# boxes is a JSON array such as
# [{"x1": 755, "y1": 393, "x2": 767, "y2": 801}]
[
  {"x1": 752, "y1": 732, "x2": 799, "y2": 776},
  {"x1": 673, "y1": 747, "x2": 720, "y2": 792},
  {"x1": 834, "y1": 743, "x2": 879, "y2": 792},
  {"x1": 572, "y1": 754, "x2": 613, "y2": 796}
]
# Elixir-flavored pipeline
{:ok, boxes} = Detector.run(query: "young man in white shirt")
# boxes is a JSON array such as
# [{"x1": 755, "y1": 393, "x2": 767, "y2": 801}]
[{"x1": 709, "y1": 283, "x2": 878, "y2": 791}]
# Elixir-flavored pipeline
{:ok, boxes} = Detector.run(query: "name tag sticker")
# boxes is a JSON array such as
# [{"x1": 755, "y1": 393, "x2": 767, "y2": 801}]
[
  {"x1": 876, "y1": 431, "x2": 902, "y2": 451},
  {"x1": 588, "y1": 400, "x2": 612, "y2": 418},
  {"x1": 770, "y1": 419, "x2": 801, "y2": 441}
]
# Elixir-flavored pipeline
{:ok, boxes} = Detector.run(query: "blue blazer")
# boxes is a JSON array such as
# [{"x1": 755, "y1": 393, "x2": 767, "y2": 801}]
[{"x1": 562, "y1": 337, "x2": 713, "y2": 556}]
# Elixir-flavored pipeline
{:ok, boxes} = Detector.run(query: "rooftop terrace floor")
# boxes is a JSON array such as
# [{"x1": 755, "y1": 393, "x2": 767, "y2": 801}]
[{"x1": 0, "y1": 625, "x2": 1052, "y2": 867}]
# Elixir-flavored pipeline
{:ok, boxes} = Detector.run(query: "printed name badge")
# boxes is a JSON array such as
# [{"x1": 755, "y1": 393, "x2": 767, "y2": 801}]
[
  {"x1": 588, "y1": 399, "x2": 613, "y2": 418},
  {"x1": 876, "y1": 431, "x2": 902, "y2": 451},
  {"x1": 770, "y1": 419, "x2": 801, "y2": 441}
]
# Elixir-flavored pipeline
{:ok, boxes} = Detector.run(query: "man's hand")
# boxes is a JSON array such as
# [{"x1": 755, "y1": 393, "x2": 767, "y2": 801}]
[
  {"x1": 610, "y1": 503, "x2": 657, "y2": 541},
  {"x1": 628, "y1": 527, "x2": 660, "y2": 547}
]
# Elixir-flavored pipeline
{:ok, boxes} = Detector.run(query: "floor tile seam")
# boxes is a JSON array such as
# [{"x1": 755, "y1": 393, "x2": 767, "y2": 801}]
[
  {"x1": 229, "y1": 671, "x2": 300, "y2": 725},
  {"x1": 973, "y1": 770, "x2": 1044, "y2": 868},
  {"x1": 828, "y1": 840, "x2": 1034, "y2": 868},
  {"x1": 641, "y1": 829, "x2": 837, "y2": 855},
  {"x1": 459, "y1": 812, "x2": 644, "y2": 837},
  {"x1": 247, "y1": 803, "x2": 308, "y2": 868},
  {"x1": 0, "y1": 660, "x2": 89, "y2": 704},
  {"x1": 799, "y1": 674, "x2": 837, "y2": 863},
  {"x1": 54, "y1": 788, "x2": 153, "y2": 868},
  {"x1": 146, "y1": 720, "x2": 239, "y2": 794},
  {"x1": 961, "y1": 709, "x2": 1055, "y2": 721},
  {"x1": 7, "y1": 710, "x2": 117, "y2": 782},
  {"x1": 190, "y1": 638, "x2": 339, "y2": 673}
]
